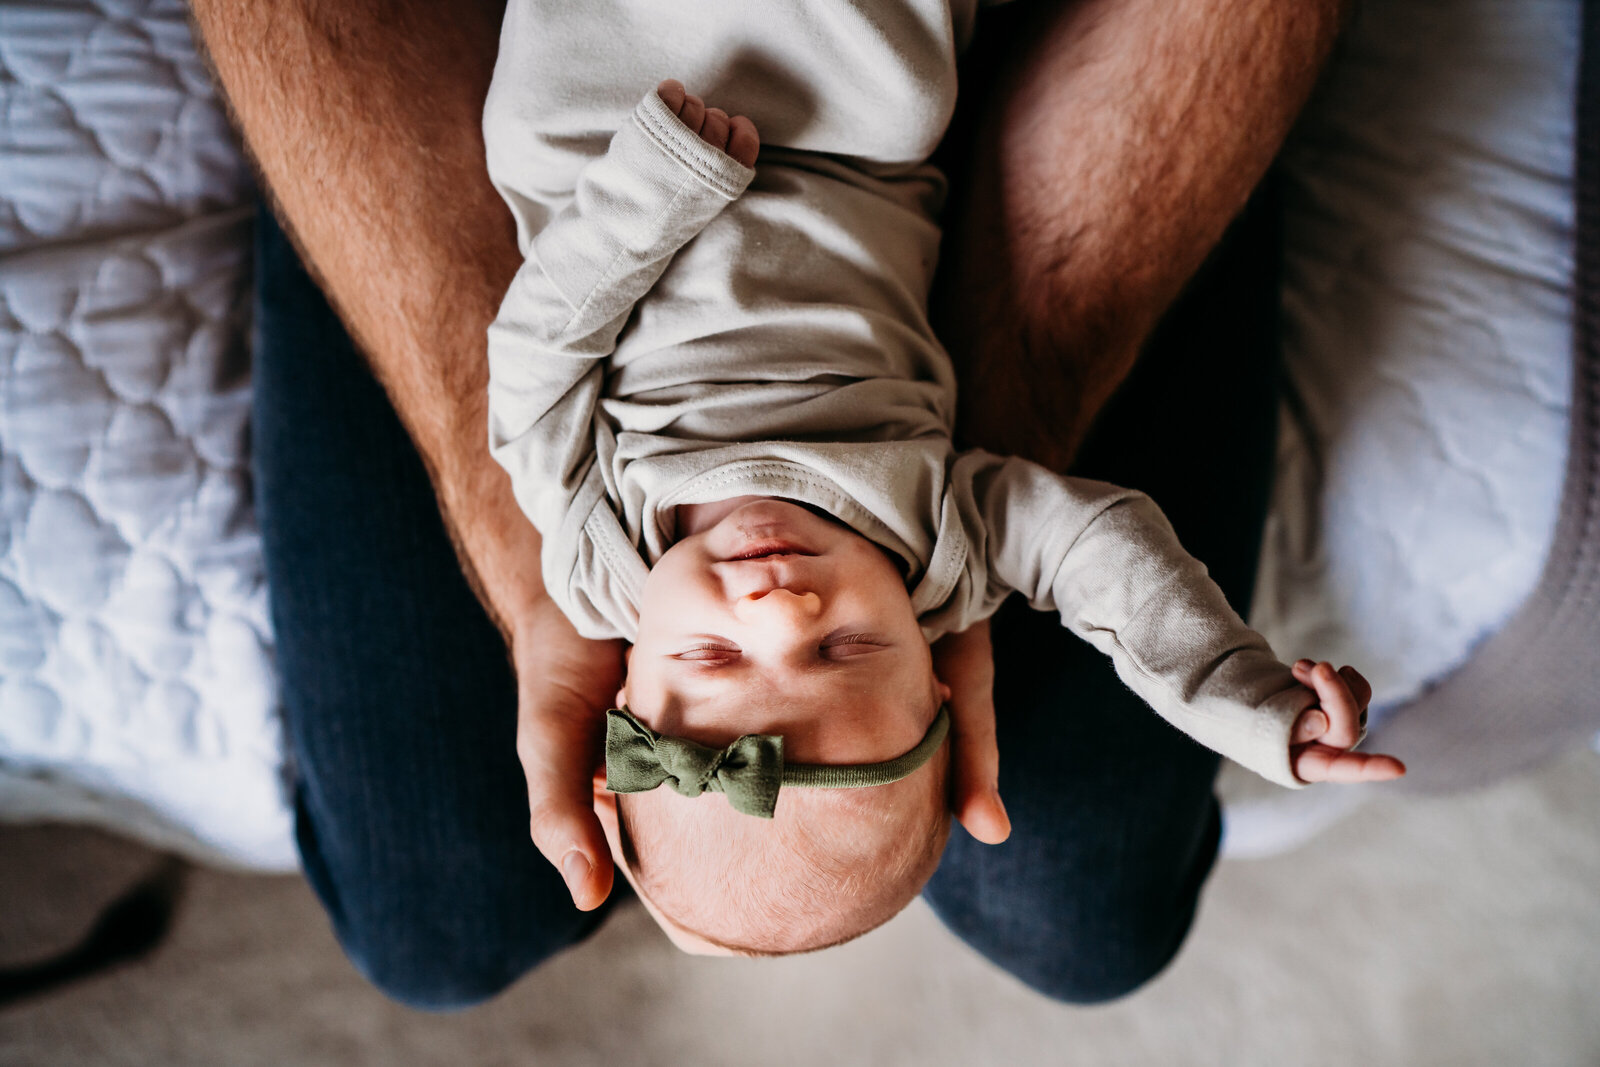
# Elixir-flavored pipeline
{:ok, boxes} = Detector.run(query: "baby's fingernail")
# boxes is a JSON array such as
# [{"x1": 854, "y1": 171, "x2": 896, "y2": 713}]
[
  {"x1": 561, "y1": 850, "x2": 591, "y2": 895},
  {"x1": 1295, "y1": 659, "x2": 1313, "y2": 670}
]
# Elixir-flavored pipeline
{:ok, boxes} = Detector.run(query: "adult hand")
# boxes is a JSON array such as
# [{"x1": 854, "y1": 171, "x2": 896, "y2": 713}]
[
  {"x1": 512, "y1": 603, "x2": 627, "y2": 911},
  {"x1": 1288, "y1": 660, "x2": 1407, "y2": 784},
  {"x1": 931, "y1": 620, "x2": 1011, "y2": 843}
]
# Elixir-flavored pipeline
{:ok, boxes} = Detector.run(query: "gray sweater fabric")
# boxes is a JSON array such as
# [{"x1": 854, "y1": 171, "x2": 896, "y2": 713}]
[{"x1": 482, "y1": 0, "x2": 1314, "y2": 788}]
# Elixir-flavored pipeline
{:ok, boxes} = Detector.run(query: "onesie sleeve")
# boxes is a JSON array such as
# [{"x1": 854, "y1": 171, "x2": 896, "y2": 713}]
[
  {"x1": 486, "y1": 88, "x2": 756, "y2": 539},
  {"x1": 962, "y1": 454, "x2": 1315, "y2": 789}
]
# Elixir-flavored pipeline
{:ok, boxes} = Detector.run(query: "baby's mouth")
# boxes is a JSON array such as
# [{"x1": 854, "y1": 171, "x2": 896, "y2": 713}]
[{"x1": 724, "y1": 540, "x2": 816, "y2": 561}]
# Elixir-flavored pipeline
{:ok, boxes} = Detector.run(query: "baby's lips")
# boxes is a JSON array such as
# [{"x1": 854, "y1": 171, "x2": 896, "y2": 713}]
[{"x1": 721, "y1": 538, "x2": 815, "y2": 562}]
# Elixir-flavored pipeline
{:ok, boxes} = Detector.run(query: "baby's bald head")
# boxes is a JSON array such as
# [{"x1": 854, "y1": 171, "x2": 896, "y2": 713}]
[
  {"x1": 611, "y1": 495, "x2": 955, "y2": 953},
  {"x1": 615, "y1": 738, "x2": 951, "y2": 955}
]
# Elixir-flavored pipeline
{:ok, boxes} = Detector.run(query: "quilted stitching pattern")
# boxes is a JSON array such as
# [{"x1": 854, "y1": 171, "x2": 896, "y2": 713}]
[
  {"x1": 0, "y1": 0, "x2": 291, "y2": 868},
  {"x1": 1250, "y1": 0, "x2": 1578, "y2": 726},
  {"x1": 0, "y1": 0, "x2": 251, "y2": 253}
]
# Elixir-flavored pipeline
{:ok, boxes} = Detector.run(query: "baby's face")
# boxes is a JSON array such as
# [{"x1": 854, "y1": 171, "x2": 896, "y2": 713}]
[{"x1": 624, "y1": 497, "x2": 940, "y2": 764}]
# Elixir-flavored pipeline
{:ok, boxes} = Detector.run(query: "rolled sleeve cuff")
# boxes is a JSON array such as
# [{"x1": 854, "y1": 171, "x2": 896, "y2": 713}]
[
  {"x1": 1243, "y1": 679, "x2": 1319, "y2": 789},
  {"x1": 631, "y1": 88, "x2": 757, "y2": 201}
]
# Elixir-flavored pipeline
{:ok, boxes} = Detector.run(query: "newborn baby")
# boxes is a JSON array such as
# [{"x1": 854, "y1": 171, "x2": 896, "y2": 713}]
[
  {"x1": 483, "y1": 5, "x2": 1402, "y2": 955},
  {"x1": 608, "y1": 492, "x2": 958, "y2": 953}
]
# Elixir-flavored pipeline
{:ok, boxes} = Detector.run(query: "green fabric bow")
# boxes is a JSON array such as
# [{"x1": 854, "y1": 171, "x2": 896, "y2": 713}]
[
  {"x1": 604, "y1": 705, "x2": 951, "y2": 818},
  {"x1": 605, "y1": 709, "x2": 786, "y2": 817}
]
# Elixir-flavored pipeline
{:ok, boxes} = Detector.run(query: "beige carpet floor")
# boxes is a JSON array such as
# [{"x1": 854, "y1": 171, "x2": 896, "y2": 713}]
[{"x1": 2, "y1": 751, "x2": 1597, "y2": 1067}]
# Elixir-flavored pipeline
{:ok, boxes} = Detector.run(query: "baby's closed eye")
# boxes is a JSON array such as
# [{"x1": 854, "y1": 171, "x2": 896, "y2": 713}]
[
  {"x1": 823, "y1": 633, "x2": 888, "y2": 657},
  {"x1": 668, "y1": 633, "x2": 888, "y2": 663}
]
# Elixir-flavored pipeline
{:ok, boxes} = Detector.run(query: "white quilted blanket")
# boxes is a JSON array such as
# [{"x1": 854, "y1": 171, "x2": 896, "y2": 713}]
[
  {"x1": 0, "y1": 0, "x2": 1581, "y2": 870},
  {"x1": 0, "y1": 0, "x2": 290, "y2": 868},
  {"x1": 1250, "y1": 0, "x2": 1578, "y2": 729}
]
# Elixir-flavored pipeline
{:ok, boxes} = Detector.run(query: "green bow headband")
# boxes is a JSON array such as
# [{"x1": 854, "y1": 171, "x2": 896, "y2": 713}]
[{"x1": 605, "y1": 705, "x2": 951, "y2": 818}]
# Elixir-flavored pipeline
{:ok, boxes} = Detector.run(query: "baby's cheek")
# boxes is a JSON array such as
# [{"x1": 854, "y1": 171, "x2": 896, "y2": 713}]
[{"x1": 615, "y1": 653, "x2": 662, "y2": 717}]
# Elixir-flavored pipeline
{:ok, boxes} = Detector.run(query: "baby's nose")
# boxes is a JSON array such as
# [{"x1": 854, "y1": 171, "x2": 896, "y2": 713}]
[{"x1": 733, "y1": 588, "x2": 823, "y2": 624}]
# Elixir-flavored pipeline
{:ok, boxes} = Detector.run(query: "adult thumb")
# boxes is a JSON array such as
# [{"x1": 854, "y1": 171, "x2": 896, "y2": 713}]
[
  {"x1": 516, "y1": 692, "x2": 616, "y2": 911},
  {"x1": 934, "y1": 622, "x2": 1010, "y2": 845},
  {"x1": 526, "y1": 791, "x2": 614, "y2": 911},
  {"x1": 950, "y1": 707, "x2": 1010, "y2": 845}
]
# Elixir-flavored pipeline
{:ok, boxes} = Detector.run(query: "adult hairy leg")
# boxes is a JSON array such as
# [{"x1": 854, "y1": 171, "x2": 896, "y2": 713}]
[{"x1": 933, "y1": 0, "x2": 1344, "y2": 472}]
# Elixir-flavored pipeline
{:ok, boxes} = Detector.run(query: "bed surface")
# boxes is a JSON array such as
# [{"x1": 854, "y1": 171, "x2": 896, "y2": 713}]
[
  {"x1": 1250, "y1": 0, "x2": 1577, "y2": 729},
  {"x1": 0, "y1": 0, "x2": 289, "y2": 868}
]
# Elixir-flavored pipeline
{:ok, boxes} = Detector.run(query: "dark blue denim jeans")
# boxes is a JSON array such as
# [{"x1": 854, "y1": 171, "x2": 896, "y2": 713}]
[{"x1": 252, "y1": 185, "x2": 1279, "y2": 1009}]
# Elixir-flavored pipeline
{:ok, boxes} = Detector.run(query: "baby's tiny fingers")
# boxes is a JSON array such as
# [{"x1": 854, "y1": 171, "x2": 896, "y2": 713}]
[
  {"x1": 1292, "y1": 707, "x2": 1329, "y2": 744},
  {"x1": 726, "y1": 115, "x2": 760, "y2": 168},
  {"x1": 657, "y1": 79, "x2": 686, "y2": 112},
  {"x1": 700, "y1": 107, "x2": 731, "y2": 151},
  {"x1": 1338, "y1": 665, "x2": 1373, "y2": 709},
  {"x1": 679, "y1": 93, "x2": 706, "y2": 135},
  {"x1": 1309, "y1": 661, "x2": 1363, "y2": 748},
  {"x1": 1294, "y1": 744, "x2": 1407, "y2": 783}
]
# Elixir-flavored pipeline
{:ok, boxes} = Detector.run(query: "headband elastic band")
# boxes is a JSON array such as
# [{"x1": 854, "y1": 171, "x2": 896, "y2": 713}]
[{"x1": 604, "y1": 704, "x2": 951, "y2": 818}]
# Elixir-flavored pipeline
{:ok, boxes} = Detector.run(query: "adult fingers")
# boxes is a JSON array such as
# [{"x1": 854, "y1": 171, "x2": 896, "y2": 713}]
[
  {"x1": 932, "y1": 622, "x2": 1009, "y2": 844},
  {"x1": 515, "y1": 679, "x2": 616, "y2": 911}
]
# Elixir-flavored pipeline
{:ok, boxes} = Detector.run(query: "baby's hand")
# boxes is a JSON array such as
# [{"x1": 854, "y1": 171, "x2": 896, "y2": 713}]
[
  {"x1": 656, "y1": 79, "x2": 760, "y2": 168},
  {"x1": 1288, "y1": 660, "x2": 1406, "y2": 784}
]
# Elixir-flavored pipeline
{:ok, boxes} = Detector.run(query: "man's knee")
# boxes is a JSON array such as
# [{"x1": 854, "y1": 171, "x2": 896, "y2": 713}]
[
  {"x1": 342, "y1": 932, "x2": 522, "y2": 1011},
  {"x1": 337, "y1": 919, "x2": 544, "y2": 1011},
  {"x1": 924, "y1": 802, "x2": 1221, "y2": 1005},
  {"x1": 330, "y1": 897, "x2": 605, "y2": 1011},
  {"x1": 1006, "y1": 911, "x2": 1196, "y2": 1005},
  {"x1": 925, "y1": 883, "x2": 1199, "y2": 1005},
  {"x1": 293, "y1": 799, "x2": 603, "y2": 1010}
]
